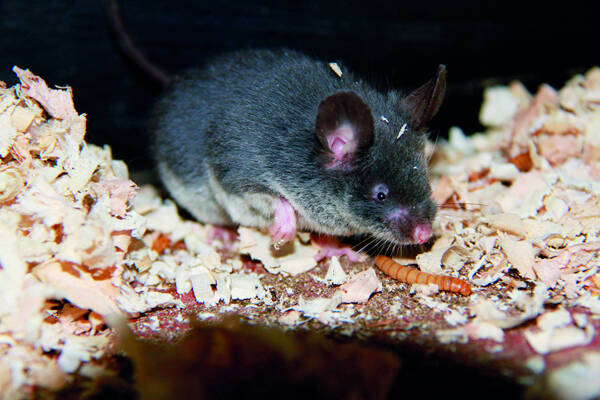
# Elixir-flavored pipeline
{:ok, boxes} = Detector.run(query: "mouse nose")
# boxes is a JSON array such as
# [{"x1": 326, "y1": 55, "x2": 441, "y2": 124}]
[{"x1": 412, "y1": 223, "x2": 433, "y2": 244}]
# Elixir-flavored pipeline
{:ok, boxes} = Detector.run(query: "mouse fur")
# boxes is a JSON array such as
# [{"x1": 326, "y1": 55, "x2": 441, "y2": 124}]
[{"x1": 152, "y1": 48, "x2": 445, "y2": 247}]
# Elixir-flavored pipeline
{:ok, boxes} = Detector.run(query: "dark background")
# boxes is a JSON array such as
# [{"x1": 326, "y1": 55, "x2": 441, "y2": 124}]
[{"x1": 0, "y1": 0, "x2": 596, "y2": 172}]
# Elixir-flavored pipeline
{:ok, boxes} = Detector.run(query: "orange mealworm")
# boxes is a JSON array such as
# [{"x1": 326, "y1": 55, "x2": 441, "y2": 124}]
[{"x1": 374, "y1": 255, "x2": 471, "y2": 296}]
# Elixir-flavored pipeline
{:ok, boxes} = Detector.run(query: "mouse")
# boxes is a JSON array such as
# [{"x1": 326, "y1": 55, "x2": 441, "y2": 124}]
[{"x1": 151, "y1": 48, "x2": 446, "y2": 254}]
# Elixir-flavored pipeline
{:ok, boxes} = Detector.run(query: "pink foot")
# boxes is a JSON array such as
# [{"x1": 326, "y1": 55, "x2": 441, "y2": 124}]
[
  {"x1": 208, "y1": 226, "x2": 238, "y2": 251},
  {"x1": 311, "y1": 235, "x2": 365, "y2": 262},
  {"x1": 268, "y1": 197, "x2": 297, "y2": 245}
]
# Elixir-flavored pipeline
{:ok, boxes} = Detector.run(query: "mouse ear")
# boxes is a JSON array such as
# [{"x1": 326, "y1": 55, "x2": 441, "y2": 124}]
[
  {"x1": 315, "y1": 91, "x2": 374, "y2": 169},
  {"x1": 405, "y1": 64, "x2": 447, "y2": 131}
]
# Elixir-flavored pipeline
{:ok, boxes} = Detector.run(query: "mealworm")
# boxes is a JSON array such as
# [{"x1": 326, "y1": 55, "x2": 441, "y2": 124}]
[{"x1": 374, "y1": 255, "x2": 471, "y2": 296}]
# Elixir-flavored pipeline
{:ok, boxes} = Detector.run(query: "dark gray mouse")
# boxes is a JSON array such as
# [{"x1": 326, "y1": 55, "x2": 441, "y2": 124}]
[{"x1": 152, "y1": 48, "x2": 446, "y2": 251}]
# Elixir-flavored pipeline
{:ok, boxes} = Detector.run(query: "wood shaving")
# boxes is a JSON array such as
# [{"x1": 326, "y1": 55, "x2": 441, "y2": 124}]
[
  {"x1": 0, "y1": 68, "x2": 166, "y2": 394},
  {"x1": 335, "y1": 268, "x2": 382, "y2": 303},
  {"x1": 430, "y1": 70, "x2": 600, "y2": 307},
  {"x1": 324, "y1": 256, "x2": 348, "y2": 285},
  {"x1": 12, "y1": 67, "x2": 77, "y2": 121},
  {"x1": 328, "y1": 62, "x2": 343, "y2": 78},
  {"x1": 292, "y1": 293, "x2": 355, "y2": 326},
  {"x1": 238, "y1": 226, "x2": 318, "y2": 275}
]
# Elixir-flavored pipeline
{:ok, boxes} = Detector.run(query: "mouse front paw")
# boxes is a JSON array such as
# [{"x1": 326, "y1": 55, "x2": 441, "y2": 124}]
[{"x1": 268, "y1": 197, "x2": 297, "y2": 245}]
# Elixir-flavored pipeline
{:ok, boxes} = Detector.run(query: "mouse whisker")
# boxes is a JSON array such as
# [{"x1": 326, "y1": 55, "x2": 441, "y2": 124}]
[
  {"x1": 365, "y1": 235, "x2": 382, "y2": 254},
  {"x1": 361, "y1": 239, "x2": 375, "y2": 254},
  {"x1": 384, "y1": 240, "x2": 391, "y2": 256},
  {"x1": 353, "y1": 235, "x2": 374, "y2": 254},
  {"x1": 437, "y1": 201, "x2": 486, "y2": 210},
  {"x1": 385, "y1": 238, "x2": 394, "y2": 256},
  {"x1": 368, "y1": 236, "x2": 383, "y2": 254},
  {"x1": 398, "y1": 246, "x2": 404, "y2": 257}
]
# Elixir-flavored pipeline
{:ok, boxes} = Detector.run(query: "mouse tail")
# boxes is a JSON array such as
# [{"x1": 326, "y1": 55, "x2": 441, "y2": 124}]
[{"x1": 102, "y1": 0, "x2": 172, "y2": 88}]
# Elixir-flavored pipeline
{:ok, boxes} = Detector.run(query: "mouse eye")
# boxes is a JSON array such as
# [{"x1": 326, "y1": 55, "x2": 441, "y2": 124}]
[{"x1": 372, "y1": 184, "x2": 389, "y2": 202}]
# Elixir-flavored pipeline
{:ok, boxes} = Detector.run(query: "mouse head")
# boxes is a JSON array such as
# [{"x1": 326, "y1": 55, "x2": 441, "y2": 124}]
[{"x1": 314, "y1": 65, "x2": 446, "y2": 245}]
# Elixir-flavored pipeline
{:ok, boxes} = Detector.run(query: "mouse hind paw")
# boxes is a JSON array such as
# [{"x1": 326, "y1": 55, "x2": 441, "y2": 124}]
[{"x1": 312, "y1": 234, "x2": 365, "y2": 262}]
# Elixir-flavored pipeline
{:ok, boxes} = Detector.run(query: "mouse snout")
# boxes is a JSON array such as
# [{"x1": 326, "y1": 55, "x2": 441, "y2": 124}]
[{"x1": 386, "y1": 205, "x2": 434, "y2": 244}]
